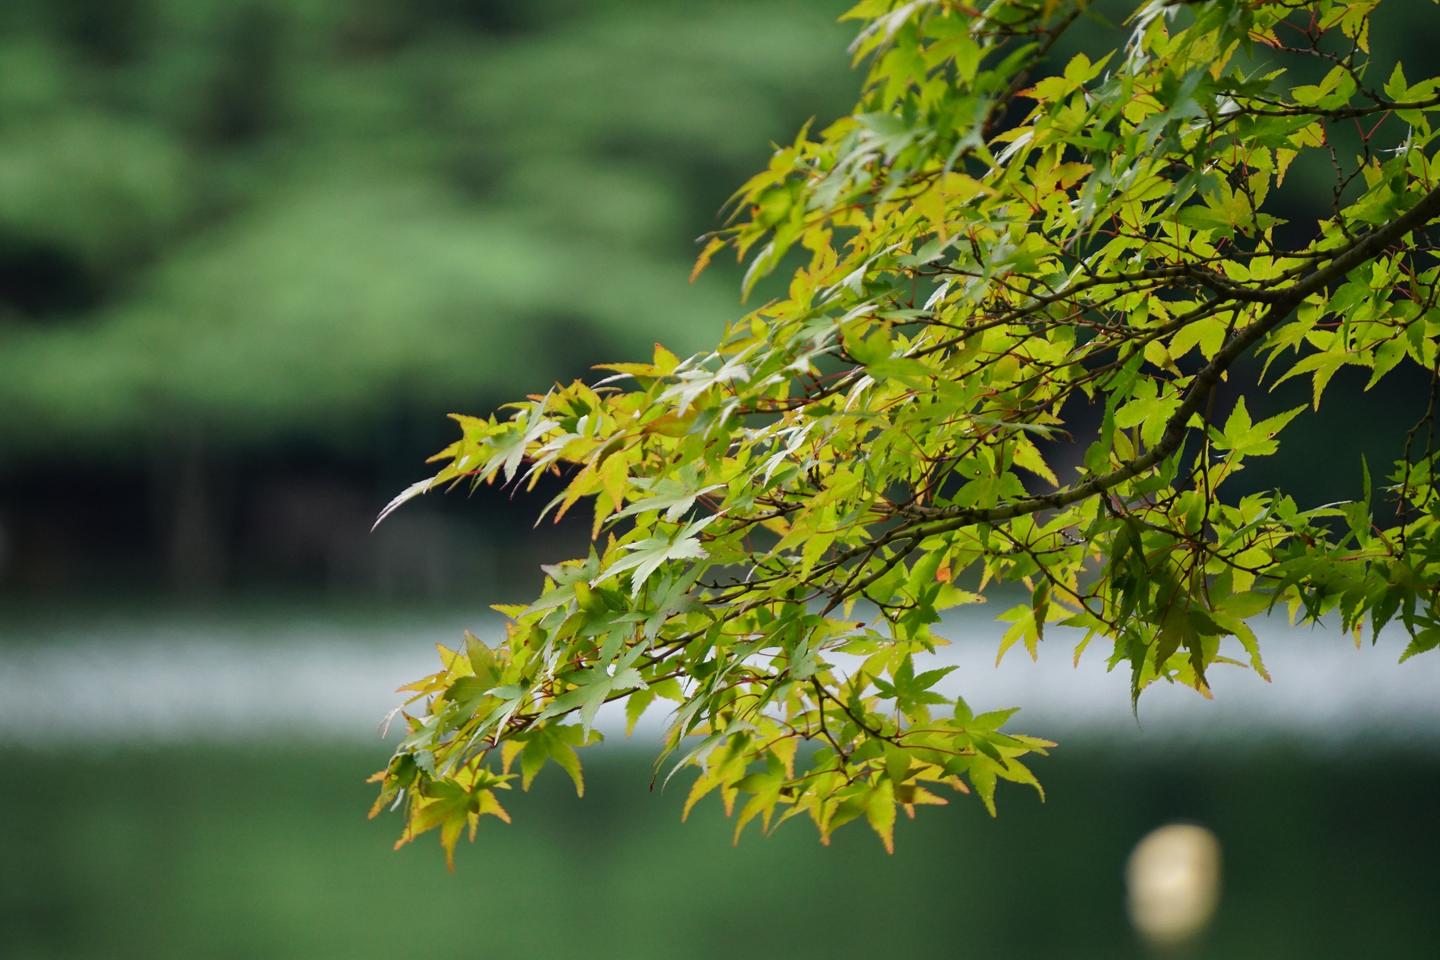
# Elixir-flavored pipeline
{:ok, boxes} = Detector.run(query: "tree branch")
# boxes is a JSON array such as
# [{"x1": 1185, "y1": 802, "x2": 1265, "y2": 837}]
[{"x1": 882, "y1": 182, "x2": 1440, "y2": 544}]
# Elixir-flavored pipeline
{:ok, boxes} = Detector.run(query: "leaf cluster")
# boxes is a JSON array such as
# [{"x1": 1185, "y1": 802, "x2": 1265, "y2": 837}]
[{"x1": 376, "y1": 0, "x2": 1440, "y2": 863}]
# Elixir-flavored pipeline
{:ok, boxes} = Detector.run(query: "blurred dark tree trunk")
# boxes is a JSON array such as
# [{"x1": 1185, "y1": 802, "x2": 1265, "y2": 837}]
[{"x1": 158, "y1": 431, "x2": 225, "y2": 594}]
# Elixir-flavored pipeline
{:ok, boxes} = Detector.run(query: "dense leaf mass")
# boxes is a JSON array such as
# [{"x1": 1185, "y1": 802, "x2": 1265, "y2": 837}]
[{"x1": 374, "y1": 0, "x2": 1440, "y2": 864}]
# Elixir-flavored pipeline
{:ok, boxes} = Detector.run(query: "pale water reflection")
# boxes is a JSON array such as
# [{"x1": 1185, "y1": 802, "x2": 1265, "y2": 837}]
[{"x1": 0, "y1": 608, "x2": 1435, "y2": 747}]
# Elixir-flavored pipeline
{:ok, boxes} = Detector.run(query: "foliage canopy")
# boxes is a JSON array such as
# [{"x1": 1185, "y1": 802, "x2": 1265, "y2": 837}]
[
  {"x1": 374, "y1": 0, "x2": 1440, "y2": 865},
  {"x1": 0, "y1": 0, "x2": 850, "y2": 452}
]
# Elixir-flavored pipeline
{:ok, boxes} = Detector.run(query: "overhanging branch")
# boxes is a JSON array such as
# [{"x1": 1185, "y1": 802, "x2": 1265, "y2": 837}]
[{"x1": 865, "y1": 182, "x2": 1440, "y2": 549}]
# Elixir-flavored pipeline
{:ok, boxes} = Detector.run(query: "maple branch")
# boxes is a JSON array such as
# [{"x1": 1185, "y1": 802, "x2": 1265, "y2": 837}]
[{"x1": 859, "y1": 181, "x2": 1440, "y2": 551}]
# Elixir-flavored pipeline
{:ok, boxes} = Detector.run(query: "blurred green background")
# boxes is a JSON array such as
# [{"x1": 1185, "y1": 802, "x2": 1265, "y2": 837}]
[
  {"x1": 0, "y1": 0, "x2": 857, "y2": 600},
  {"x1": 1, "y1": 1, "x2": 1438, "y2": 957},
  {"x1": 5, "y1": 744, "x2": 1438, "y2": 960}
]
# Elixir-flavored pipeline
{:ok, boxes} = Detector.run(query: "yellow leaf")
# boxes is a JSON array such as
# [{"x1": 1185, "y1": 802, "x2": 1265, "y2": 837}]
[
  {"x1": 500, "y1": 740, "x2": 525, "y2": 776},
  {"x1": 865, "y1": 779, "x2": 897, "y2": 854},
  {"x1": 682, "y1": 771, "x2": 718, "y2": 821},
  {"x1": 690, "y1": 236, "x2": 726, "y2": 283},
  {"x1": 478, "y1": 790, "x2": 511, "y2": 824},
  {"x1": 1011, "y1": 432, "x2": 1058, "y2": 486},
  {"x1": 600, "y1": 453, "x2": 628, "y2": 514},
  {"x1": 653, "y1": 342, "x2": 681, "y2": 373}
]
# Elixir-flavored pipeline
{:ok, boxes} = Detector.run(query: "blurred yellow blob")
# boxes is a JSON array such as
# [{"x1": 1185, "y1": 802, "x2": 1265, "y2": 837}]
[{"x1": 1125, "y1": 823, "x2": 1223, "y2": 949}]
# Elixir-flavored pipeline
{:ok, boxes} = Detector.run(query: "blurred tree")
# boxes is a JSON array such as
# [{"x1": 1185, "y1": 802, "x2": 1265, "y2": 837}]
[
  {"x1": 0, "y1": 0, "x2": 856, "y2": 450},
  {"x1": 373, "y1": 0, "x2": 1440, "y2": 865},
  {"x1": 0, "y1": 0, "x2": 856, "y2": 592}
]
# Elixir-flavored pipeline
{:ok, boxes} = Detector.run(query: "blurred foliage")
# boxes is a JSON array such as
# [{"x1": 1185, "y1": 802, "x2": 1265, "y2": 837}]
[{"x1": 0, "y1": 0, "x2": 856, "y2": 453}]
